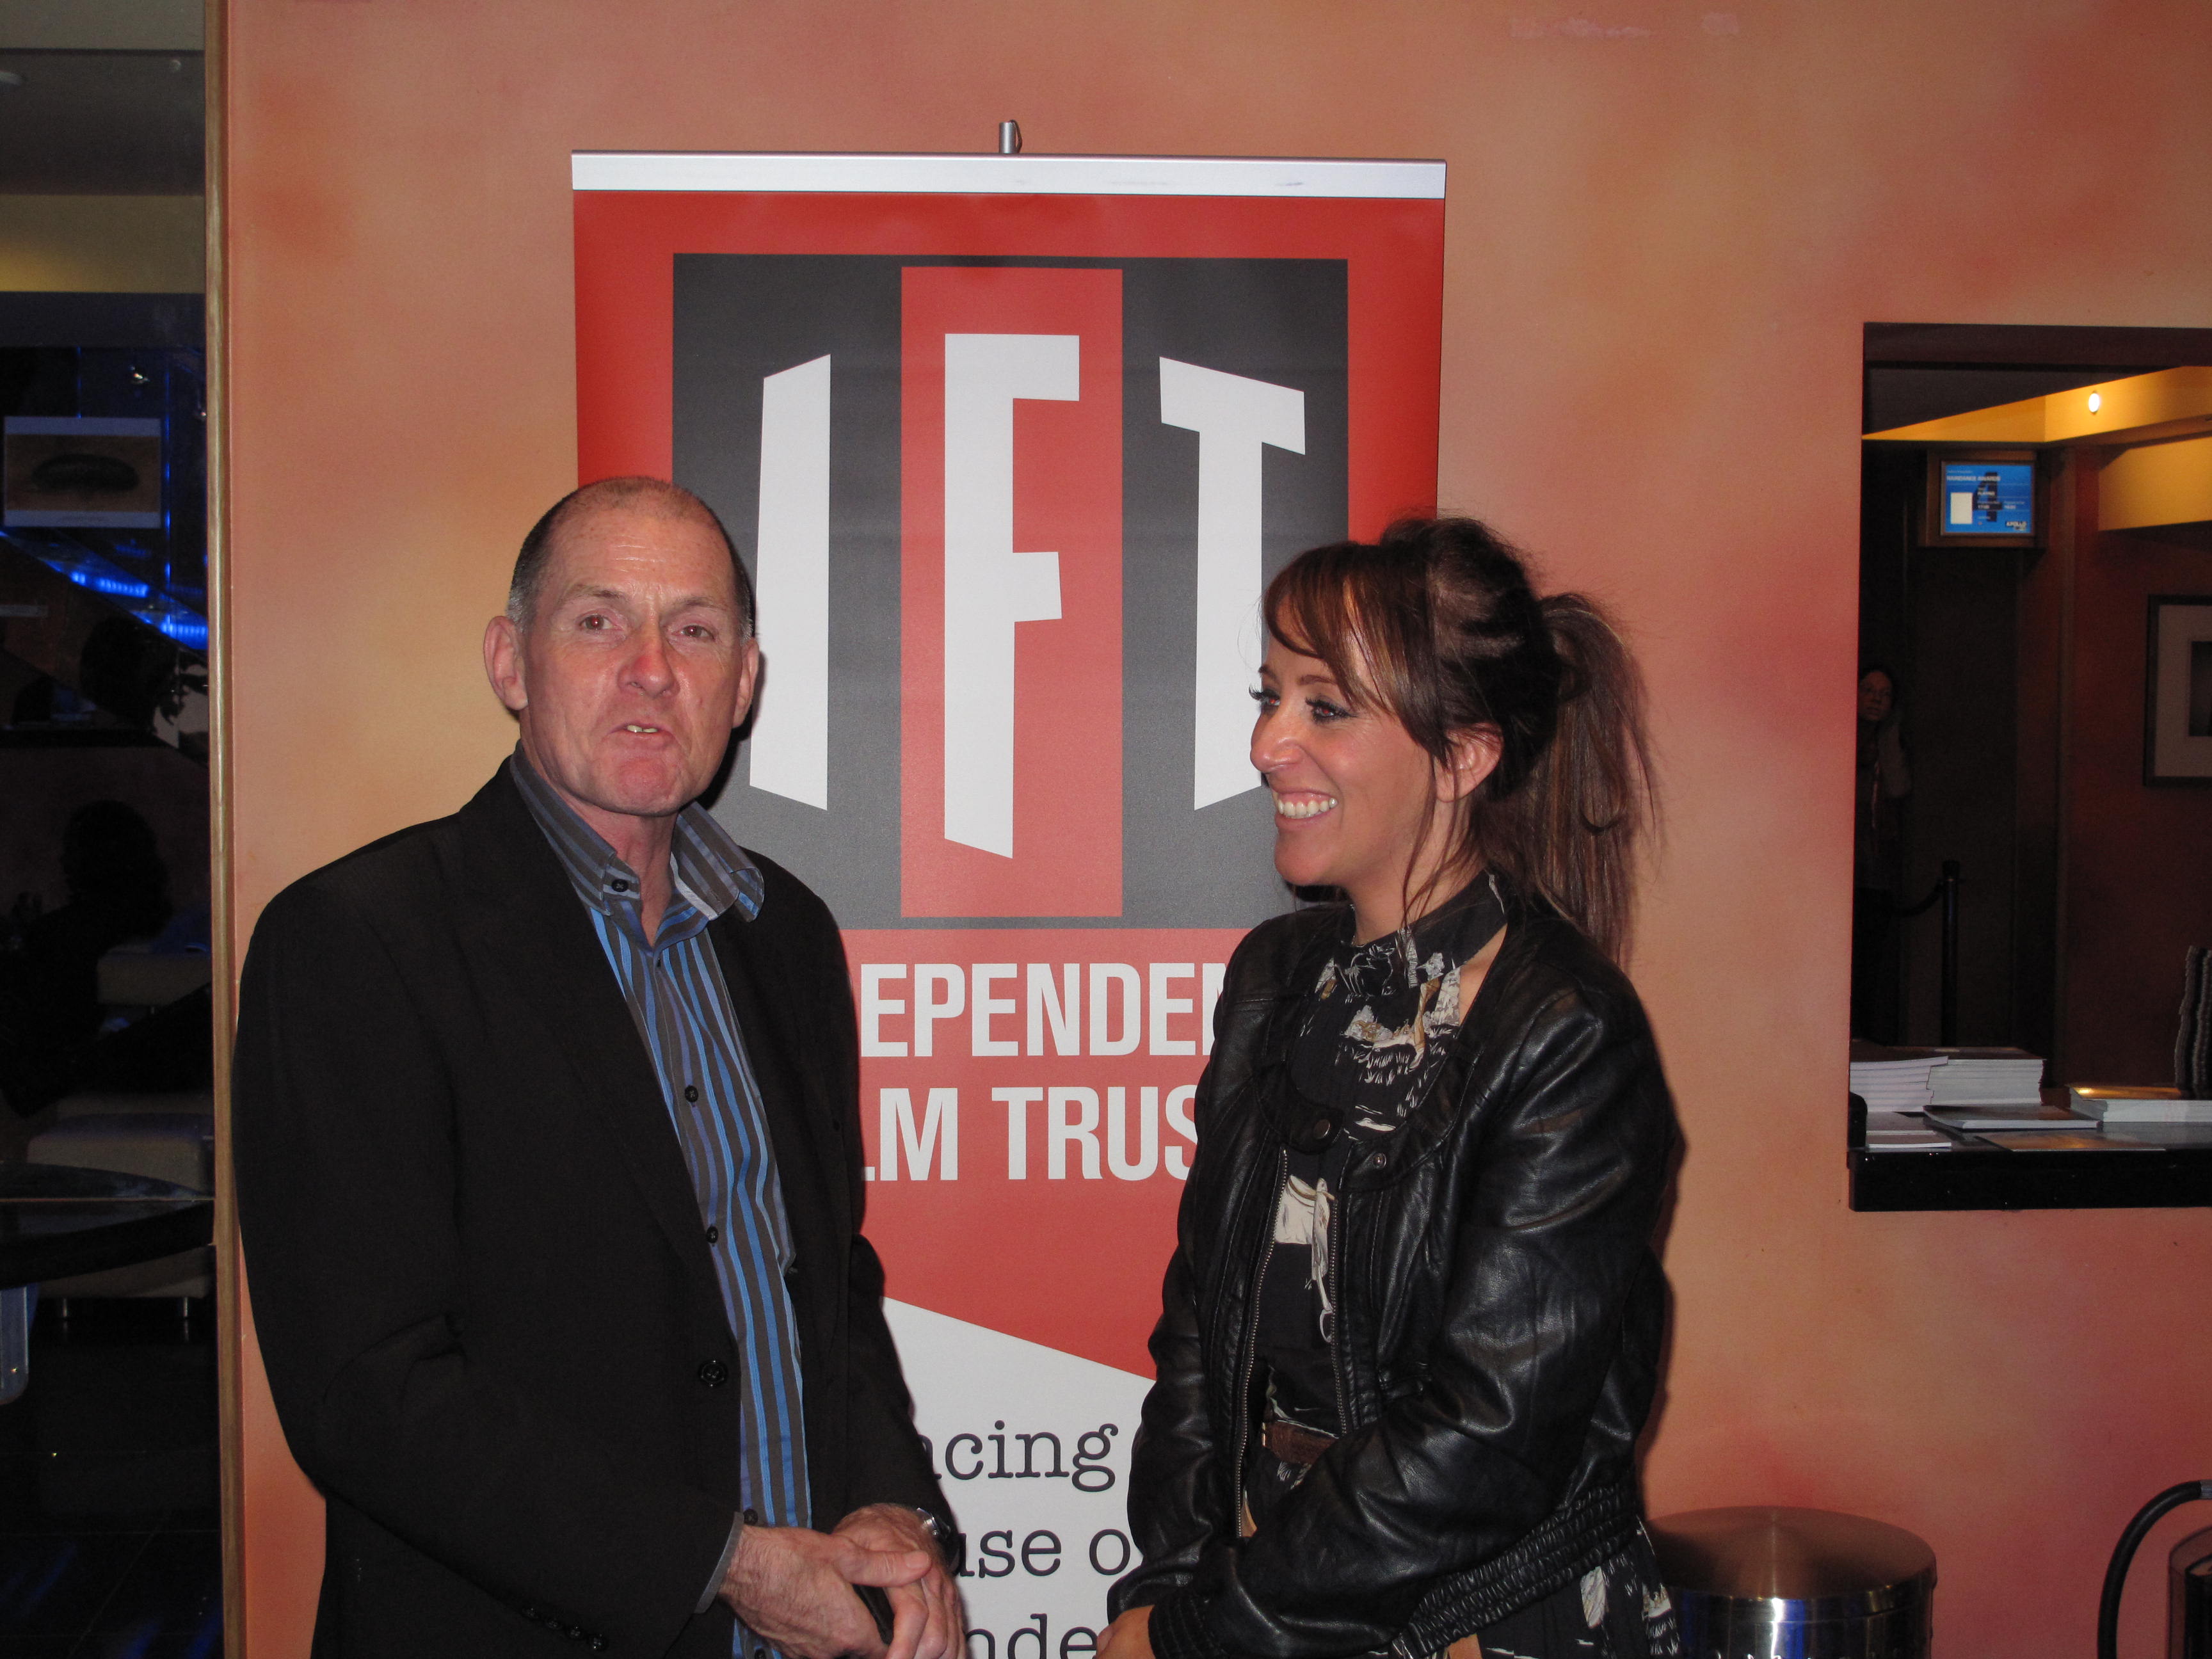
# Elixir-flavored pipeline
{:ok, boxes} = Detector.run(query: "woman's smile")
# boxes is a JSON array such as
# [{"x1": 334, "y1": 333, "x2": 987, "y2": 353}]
[{"x1": 1271, "y1": 790, "x2": 1339, "y2": 821}]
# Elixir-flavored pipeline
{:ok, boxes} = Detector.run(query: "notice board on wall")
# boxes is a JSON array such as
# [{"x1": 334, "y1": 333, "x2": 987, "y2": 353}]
[{"x1": 573, "y1": 150, "x2": 1445, "y2": 1655}]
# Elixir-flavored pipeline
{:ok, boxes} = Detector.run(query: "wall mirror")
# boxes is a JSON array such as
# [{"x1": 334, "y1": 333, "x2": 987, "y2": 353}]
[
  {"x1": 0, "y1": 7, "x2": 224, "y2": 1653},
  {"x1": 1854, "y1": 323, "x2": 2212, "y2": 1088}
]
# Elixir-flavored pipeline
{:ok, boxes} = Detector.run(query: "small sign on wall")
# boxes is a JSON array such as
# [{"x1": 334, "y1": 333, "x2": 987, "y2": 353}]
[
  {"x1": 1939, "y1": 458, "x2": 2033, "y2": 535},
  {"x1": 2146, "y1": 595, "x2": 2212, "y2": 784},
  {"x1": 3, "y1": 417, "x2": 164, "y2": 529},
  {"x1": 1921, "y1": 445, "x2": 2040, "y2": 548}
]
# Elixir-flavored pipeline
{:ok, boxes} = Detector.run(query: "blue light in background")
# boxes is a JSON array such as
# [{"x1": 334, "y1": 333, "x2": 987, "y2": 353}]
[
  {"x1": 2, "y1": 530, "x2": 207, "y2": 655},
  {"x1": 69, "y1": 566, "x2": 152, "y2": 600}
]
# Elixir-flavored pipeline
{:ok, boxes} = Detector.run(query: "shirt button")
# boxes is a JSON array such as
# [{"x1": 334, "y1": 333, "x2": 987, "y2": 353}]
[
  {"x1": 744, "y1": 1507, "x2": 760, "y2": 1525},
  {"x1": 610, "y1": 878, "x2": 630, "y2": 893},
  {"x1": 1370, "y1": 1151, "x2": 1390, "y2": 1169},
  {"x1": 590, "y1": 1640, "x2": 607, "y2": 1653},
  {"x1": 698, "y1": 1359, "x2": 729, "y2": 1387},
  {"x1": 705, "y1": 1225, "x2": 720, "y2": 1244},
  {"x1": 684, "y1": 1084, "x2": 700, "y2": 1103}
]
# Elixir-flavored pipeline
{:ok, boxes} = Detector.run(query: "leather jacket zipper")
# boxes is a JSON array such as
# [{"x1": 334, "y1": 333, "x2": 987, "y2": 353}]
[
  {"x1": 1228, "y1": 1147, "x2": 1288, "y2": 1536},
  {"x1": 1324, "y1": 1158, "x2": 1351, "y2": 1439}
]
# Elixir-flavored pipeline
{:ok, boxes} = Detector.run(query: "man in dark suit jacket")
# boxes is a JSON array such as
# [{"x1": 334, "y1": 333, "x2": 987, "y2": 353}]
[{"x1": 235, "y1": 479, "x2": 959, "y2": 1659}]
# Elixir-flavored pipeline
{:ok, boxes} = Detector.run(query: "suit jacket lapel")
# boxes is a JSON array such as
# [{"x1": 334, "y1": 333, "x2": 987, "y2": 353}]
[
  {"x1": 707, "y1": 911, "x2": 848, "y2": 1301},
  {"x1": 456, "y1": 768, "x2": 725, "y2": 1313}
]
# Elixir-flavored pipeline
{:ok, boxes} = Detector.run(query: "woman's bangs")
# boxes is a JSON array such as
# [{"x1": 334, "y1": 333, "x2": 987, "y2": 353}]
[{"x1": 1265, "y1": 555, "x2": 1390, "y2": 713}]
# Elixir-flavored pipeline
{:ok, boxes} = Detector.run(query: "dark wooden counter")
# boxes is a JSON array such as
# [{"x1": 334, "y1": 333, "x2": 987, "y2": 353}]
[{"x1": 1849, "y1": 1125, "x2": 2212, "y2": 1211}]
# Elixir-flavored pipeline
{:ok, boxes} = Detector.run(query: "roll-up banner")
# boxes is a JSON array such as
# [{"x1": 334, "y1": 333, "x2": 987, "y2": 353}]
[{"x1": 573, "y1": 151, "x2": 1445, "y2": 1656}]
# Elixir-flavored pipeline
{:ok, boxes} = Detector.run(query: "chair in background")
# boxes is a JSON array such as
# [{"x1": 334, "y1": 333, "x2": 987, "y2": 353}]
[{"x1": 2178, "y1": 945, "x2": 2210, "y2": 1099}]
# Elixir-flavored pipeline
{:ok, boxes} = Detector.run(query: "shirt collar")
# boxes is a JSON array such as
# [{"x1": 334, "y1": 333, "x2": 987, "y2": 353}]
[{"x1": 510, "y1": 746, "x2": 763, "y2": 925}]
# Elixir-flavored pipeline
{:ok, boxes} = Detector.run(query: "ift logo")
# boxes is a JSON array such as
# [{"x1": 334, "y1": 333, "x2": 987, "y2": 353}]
[{"x1": 672, "y1": 253, "x2": 1350, "y2": 932}]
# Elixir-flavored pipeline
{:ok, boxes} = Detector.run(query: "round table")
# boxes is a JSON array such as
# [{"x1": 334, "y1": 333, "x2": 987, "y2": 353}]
[{"x1": 0, "y1": 1162, "x2": 214, "y2": 1404}]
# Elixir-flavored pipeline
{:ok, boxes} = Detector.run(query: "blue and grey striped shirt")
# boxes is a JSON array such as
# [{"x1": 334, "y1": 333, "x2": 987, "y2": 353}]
[{"x1": 513, "y1": 749, "x2": 810, "y2": 1628}]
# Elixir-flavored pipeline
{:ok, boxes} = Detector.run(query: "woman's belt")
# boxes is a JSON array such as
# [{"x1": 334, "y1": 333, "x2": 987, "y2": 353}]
[{"x1": 1262, "y1": 1419, "x2": 1336, "y2": 1467}]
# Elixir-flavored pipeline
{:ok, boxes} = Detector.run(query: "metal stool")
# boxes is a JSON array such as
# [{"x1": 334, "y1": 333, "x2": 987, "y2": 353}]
[{"x1": 1649, "y1": 1506, "x2": 1935, "y2": 1659}]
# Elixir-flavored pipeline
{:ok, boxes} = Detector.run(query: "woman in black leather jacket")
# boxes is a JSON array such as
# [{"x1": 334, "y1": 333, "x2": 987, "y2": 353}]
[{"x1": 1103, "y1": 518, "x2": 1679, "y2": 1659}]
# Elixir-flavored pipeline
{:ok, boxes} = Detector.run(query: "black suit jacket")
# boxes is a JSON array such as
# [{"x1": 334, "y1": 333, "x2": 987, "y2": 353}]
[{"x1": 234, "y1": 764, "x2": 949, "y2": 1658}]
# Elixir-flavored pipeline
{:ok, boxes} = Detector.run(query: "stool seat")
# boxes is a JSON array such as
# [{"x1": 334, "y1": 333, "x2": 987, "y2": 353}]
[
  {"x1": 1650, "y1": 1507, "x2": 1935, "y2": 1659},
  {"x1": 31, "y1": 1113, "x2": 212, "y2": 1196},
  {"x1": 28, "y1": 1112, "x2": 214, "y2": 1297}
]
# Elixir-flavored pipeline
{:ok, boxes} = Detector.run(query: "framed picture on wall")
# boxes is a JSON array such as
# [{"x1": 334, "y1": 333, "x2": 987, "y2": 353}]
[
  {"x1": 2, "y1": 416, "x2": 164, "y2": 529},
  {"x1": 2145, "y1": 596, "x2": 2212, "y2": 785}
]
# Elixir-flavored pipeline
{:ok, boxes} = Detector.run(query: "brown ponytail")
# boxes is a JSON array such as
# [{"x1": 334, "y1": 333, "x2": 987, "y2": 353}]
[{"x1": 1263, "y1": 517, "x2": 1658, "y2": 963}]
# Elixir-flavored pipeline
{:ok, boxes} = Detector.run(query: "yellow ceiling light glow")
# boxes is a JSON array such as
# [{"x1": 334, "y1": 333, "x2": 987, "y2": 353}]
[{"x1": 1864, "y1": 367, "x2": 2212, "y2": 445}]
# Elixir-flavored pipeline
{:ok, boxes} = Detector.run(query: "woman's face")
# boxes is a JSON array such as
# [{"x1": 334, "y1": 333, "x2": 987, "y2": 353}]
[
  {"x1": 1859, "y1": 670, "x2": 1895, "y2": 724},
  {"x1": 1250, "y1": 634, "x2": 1463, "y2": 936}
]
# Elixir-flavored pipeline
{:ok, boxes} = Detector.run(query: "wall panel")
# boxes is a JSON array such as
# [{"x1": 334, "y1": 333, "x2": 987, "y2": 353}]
[{"x1": 220, "y1": 3, "x2": 2212, "y2": 1653}]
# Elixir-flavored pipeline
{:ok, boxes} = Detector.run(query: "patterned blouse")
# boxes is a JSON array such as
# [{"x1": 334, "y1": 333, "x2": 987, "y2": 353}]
[{"x1": 1245, "y1": 874, "x2": 1508, "y2": 1524}]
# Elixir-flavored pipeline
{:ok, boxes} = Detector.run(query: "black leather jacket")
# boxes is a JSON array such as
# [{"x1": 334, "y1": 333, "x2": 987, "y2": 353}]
[{"x1": 1111, "y1": 881, "x2": 1677, "y2": 1659}]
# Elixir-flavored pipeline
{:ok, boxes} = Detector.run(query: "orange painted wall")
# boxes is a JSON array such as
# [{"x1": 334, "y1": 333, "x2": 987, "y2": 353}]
[{"x1": 220, "y1": 3, "x2": 2212, "y2": 1655}]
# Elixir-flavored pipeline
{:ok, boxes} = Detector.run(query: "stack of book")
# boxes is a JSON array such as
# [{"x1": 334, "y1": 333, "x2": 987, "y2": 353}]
[
  {"x1": 1925, "y1": 1047, "x2": 2046, "y2": 1105},
  {"x1": 1919, "y1": 1048, "x2": 2091, "y2": 1131},
  {"x1": 1848, "y1": 1041, "x2": 1948, "y2": 1111},
  {"x1": 1852, "y1": 1042, "x2": 2097, "y2": 1137},
  {"x1": 1863, "y1": 1110, "x2": 1955, "y2": 1151},
  {"x1": 2067, "y1": 1085, "x2": 2212, "y2": 1124},
  {"x1": 1924, "y1": 1096, "x2": 2095, "y2": 1132}
]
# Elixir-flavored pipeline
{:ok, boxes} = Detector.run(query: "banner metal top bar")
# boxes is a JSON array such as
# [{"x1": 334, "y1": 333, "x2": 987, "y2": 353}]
[{"x1": 572, "y1": 152, "x2": 1446, "y2": 200}]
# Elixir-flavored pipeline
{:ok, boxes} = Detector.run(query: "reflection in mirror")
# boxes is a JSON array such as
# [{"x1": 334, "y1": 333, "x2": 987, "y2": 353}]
[
  {"x1": 1855, "y1": 325, "x2": 2212, "y2": 1089},
  {"x1": 0, "y1": 10, "x2": 223, "y2": 1654}
]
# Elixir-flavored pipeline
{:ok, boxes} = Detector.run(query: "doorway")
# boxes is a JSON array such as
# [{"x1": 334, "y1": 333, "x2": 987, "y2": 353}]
[{"x1": 1855, "y1": 323, "x2": 2212, "y2": 1084}]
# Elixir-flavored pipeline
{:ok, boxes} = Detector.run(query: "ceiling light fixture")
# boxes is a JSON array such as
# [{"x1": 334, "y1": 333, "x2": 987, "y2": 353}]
[{"x1": 2088, "y1": 391, "x2": 2103, "y2": 413}]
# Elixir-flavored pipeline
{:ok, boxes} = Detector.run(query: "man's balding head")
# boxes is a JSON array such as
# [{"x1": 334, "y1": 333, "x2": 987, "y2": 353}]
[
  {"x1": 484, "y1": 477, "x2": 762, "y2": 847},
  {"x1": 508, "y1": 477, "x2": 755, "y2": 634}
]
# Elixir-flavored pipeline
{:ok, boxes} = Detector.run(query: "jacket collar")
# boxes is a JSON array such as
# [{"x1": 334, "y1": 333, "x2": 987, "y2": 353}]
[{"x1": 508, "y1": 743, "x2": 764, "y2": 926}]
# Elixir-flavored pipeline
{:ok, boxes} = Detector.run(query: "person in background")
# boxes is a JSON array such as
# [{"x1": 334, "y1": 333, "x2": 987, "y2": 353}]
[
  {"x1": 1103, "y1": 518, "x2": 1681, "y2": 1659},
  {"x1": 1850, "y1": 664, "x2": 1911, "y2": 1043},
  {"x1": 0, "y1": 799, "x2": 179, "y2": 1116},
  {"x1": 234, "y1": 478, "x2": 958, "y2": 1659}
]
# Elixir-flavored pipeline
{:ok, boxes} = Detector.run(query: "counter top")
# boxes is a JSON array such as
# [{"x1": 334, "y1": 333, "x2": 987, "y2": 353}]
[{"x1": 1849, "y1": 1121, "x2": 2212, "y2": 1211}]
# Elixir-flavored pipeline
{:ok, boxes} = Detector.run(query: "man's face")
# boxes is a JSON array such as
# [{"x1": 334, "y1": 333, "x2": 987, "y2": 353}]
[
  {"x1": 485, "y1": 502, "x2": 758, "y2": 844},
  {"x1": 1859, "y1": 670, "x2": 1894, "y2": 725}
]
